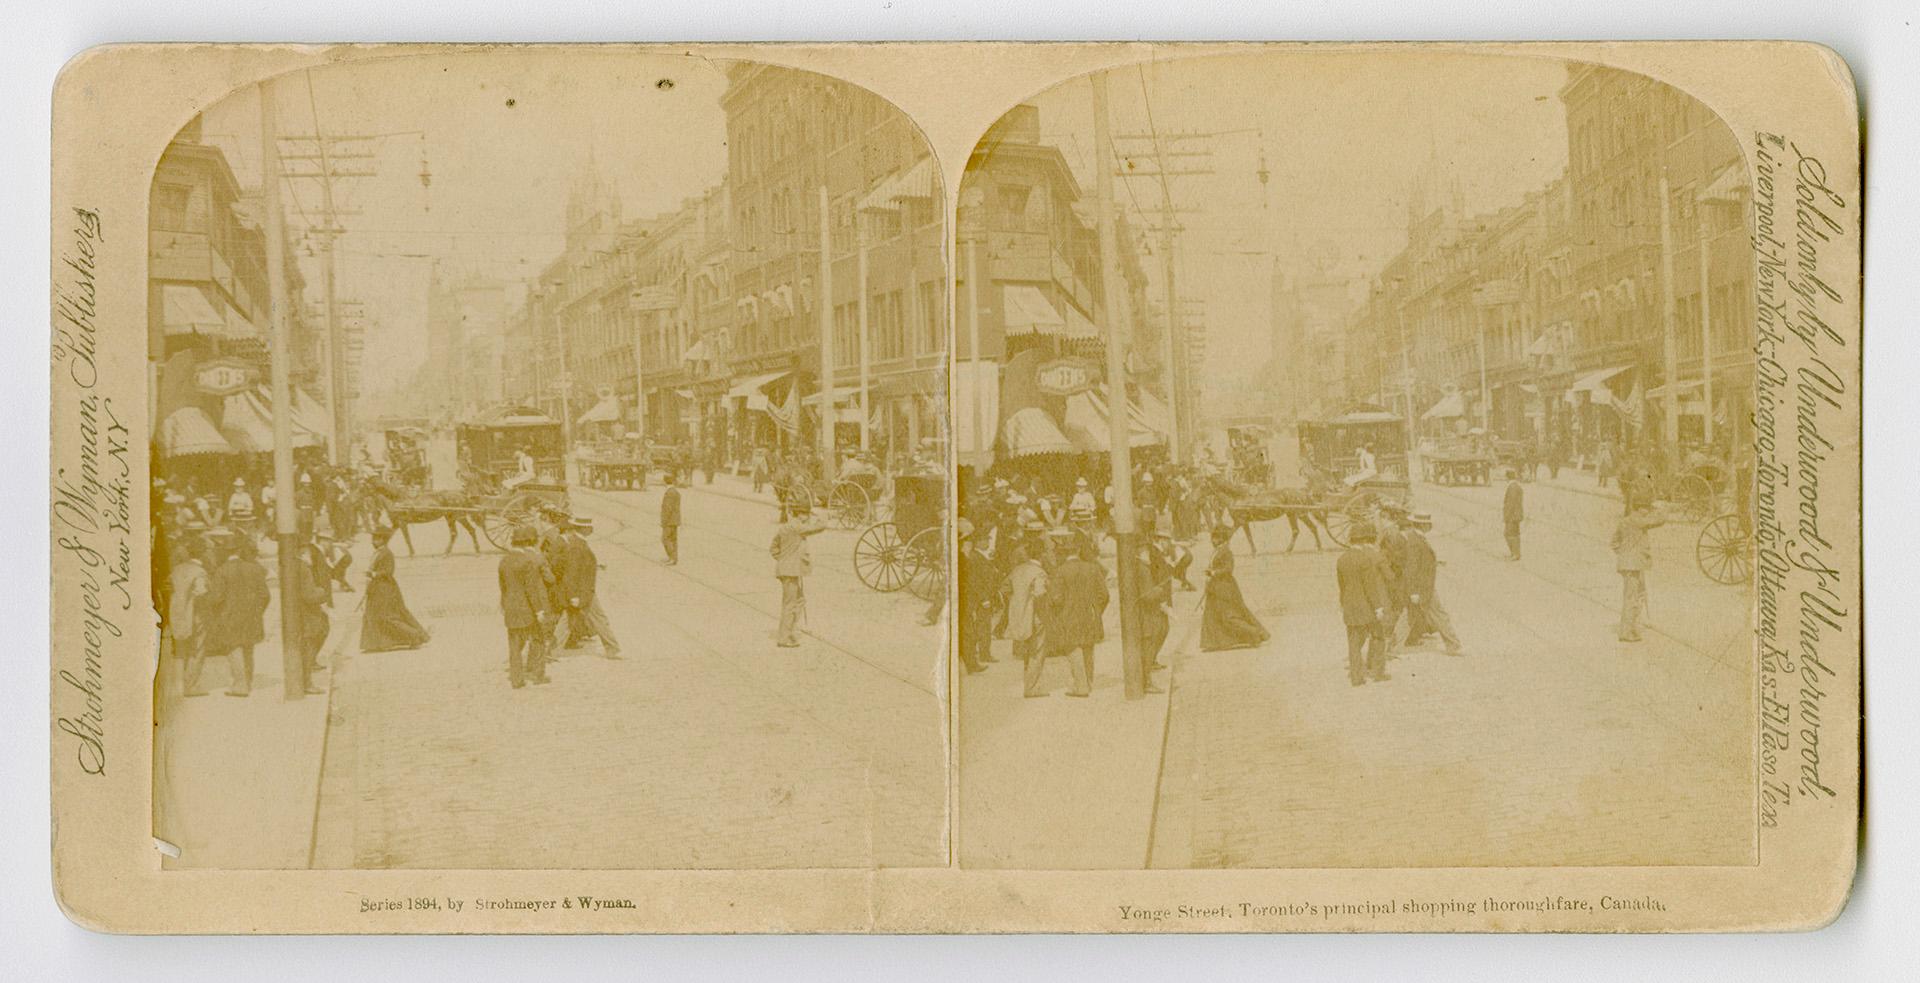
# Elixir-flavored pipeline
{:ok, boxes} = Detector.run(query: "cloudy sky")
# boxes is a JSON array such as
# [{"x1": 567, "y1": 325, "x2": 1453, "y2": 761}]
[
  {"x1": 1026, "y1": 50, "x2": 1573, "y2": 390},
  {"x1": 199, "y1": 50, "x2": 733, "y2": 391}
]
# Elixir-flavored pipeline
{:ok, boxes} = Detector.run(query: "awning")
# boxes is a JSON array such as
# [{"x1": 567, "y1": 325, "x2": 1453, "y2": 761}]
[
  {"x1": 1063, "y1": 387, "x2": 1166, "y2": 451},
  {"x1": 1003, "y1": 285, "x2": 1065, "y2": 335},
  {"x1": 858, "y1": 156, "x2": 937, "y2": 211},
  {"x1": 1422, "y1": 392, "x2": 1466, "y2": 421},
  {"x1": 1698, "y1": 164, "x2": 1749, "y2": 204},
  {"x1": 1001, "y1": 285, "x2": 1101, "y2": 341},
  {"x1": 1568, "y1": 365, "x2": 1634, "y2": 394},
  {"x1": 219, "y1": 391, "x2": 273, "y2": 454},
  {"x1": 221, "y1": 389, "x2": 322, "y2": 453},
  {"x1": 161, "y1": 284, "x2": 227, "y2": 337},
  {"x1": 577, "y1": 395, "x2": 621, "y2": 425},
  {"x1": 159, "y1": 407, "x2": 235, "y2": 458},
  {"x1": 1002, "y1": 406, "x2": 1075, "y2": 458},
  {"x1": 292, "y1": 389, "x2": 332, "y2": 441},
  {"x1": 727, "y1": 371, "x2": 790, "y2": 411},
  {"x1": 682, "y1": 338, "x2": 712, "y2": 362}
]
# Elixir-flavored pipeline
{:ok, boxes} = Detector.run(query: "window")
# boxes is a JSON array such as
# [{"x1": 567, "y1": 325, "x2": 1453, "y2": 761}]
[
  {"x1": 998, "y1": 185, "x2": 1032, "y2": 229},
  {"x1": 917, "y1": 279, "x2": 943, "y2": 355},
  {"x1": 153, "y1": 183, "x2": 193, "y2": 231},
  {"x1": 834, "y1": 302, "x2": 857, "y2": 368},
  {"x1": 771, "y1": 189, "x2": 791, "y2": 236},
  {"x1": 873, "y1": 290, "x2": 904, "y2": 361}
]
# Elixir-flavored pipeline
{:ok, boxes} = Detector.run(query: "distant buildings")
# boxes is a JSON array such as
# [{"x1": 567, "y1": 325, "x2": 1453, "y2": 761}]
[
  {"x1": 1340, "y1": 63, "x2": 1752, "y2": 460},
  {"x1": 476, "y1": 66, "x2": 947, "y2": 471}
]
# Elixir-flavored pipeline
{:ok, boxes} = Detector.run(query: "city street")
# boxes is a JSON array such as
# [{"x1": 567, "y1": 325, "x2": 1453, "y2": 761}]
[
  {"x1": 1148, "y1": 474, "x2": 1755, "y2": 869},
  {"x1": 307, "y1": 475, "x2": 948, "y2": 869}
]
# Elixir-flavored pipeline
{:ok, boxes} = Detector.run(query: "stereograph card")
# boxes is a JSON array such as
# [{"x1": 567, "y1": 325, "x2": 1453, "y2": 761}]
[{"x1": 47, "y1": 41, "x2": 1860, "y2": 933}]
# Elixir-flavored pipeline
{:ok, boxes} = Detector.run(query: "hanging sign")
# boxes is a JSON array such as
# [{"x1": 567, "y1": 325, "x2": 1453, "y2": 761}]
[
  {"x1": 1034, "y1": 357, "x2": 1099, "y2": 397},
  {"x1": 192, "y1": 358, "x2": 255, "y2": 397}
]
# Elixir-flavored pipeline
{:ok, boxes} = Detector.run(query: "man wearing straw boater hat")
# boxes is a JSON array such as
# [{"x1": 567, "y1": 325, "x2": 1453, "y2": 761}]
[{"x1": 771, "y1": 495, "x2": 826, "y2": 648}]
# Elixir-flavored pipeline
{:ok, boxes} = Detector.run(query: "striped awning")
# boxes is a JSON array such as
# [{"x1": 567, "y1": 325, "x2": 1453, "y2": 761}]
[
  {"x1": 221, "y1": 388, "x2": 324, "y2": 453},
  {"x1": 858, "y1": 156, "x2": 937, "y2": 211},
  {"x1": 159, "y1": 406, "x2": 235, "y2": 458},
  {"x1": 160, "y1": 284, "x2": 228, "y2": 337},
  {"x1": 1002, "y1": 406, "x2": 1075, "y2": 458},
  {"x1": 1063, "y1": 387, "x2": 1166, "y2": 453}
]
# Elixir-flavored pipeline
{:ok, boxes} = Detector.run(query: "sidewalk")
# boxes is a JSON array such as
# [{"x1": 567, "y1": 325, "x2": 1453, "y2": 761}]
[
  {"x1": 156, "y1": 543, "x2": 359, "y2": 870},
  {"x1": 957, "y1": 561, "x2": 1202, "y2": 869}
]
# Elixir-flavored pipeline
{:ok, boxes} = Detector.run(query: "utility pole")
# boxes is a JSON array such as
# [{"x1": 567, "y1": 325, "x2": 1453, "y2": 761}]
[
  {"x1": 1696, "y1": 208, "x2": 1714, "y2": 447},
  {"x1": 856, "y1": 204, "x2": 872, "y2": 454},
  {"x1": 1116, "y1": 117, "x2": 1257, "y2": 462},
  {"x1": 260, "y1": 79, "x2": 309, "y2": 701},
  {"x1": 1092, "y1": 72, "x2": 1147, "y2": 701},
  {"x1": 818, "y1": 185, "x2": 837, "y2": 481},
  {"x1": 1657, "y1": 168, "x2": 1680, "y2": 458},
  {"x1": 966, "y1": 230, "x2": 985, "y2": 473}
]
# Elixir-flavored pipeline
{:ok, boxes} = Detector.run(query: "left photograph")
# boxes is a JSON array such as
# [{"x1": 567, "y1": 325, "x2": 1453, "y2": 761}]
[{"x1": 147, "y1": 52, "x2": 950, "y2": 870}]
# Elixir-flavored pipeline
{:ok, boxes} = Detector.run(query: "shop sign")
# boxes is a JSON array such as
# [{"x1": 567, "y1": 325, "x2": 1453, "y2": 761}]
[
  {"x1": 192, "y1": 358, "x2": 255, "y2": 397},
  {"x1": 1035, "y1": 357, "x2": 1098, "y2": 396}
]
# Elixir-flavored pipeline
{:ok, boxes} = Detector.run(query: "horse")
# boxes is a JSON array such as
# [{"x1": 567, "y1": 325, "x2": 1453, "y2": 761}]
[
  {"x1": 1203, "y1": 473, "x2": 1339, "y2": 555},
  {"x1": 362, "y1": 477, "x2": 487, "y2": 556}
]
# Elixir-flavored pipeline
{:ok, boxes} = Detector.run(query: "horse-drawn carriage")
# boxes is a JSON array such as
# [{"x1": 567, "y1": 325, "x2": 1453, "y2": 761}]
[
  {"x1": 578, "y1": 435, "x2": 648, "y2": 490},
  {"x1": 1198, "y1": 408, "x2": 1414, "y2": 553},
  {"x1": 382, "y1": 426, "x2": 431, "y2": 487},
  {"x1": 777, "y1": 463, "x2": 889, "y2": 530},
  {"x1": 852, "y1": 473, "x2": 945, "y2": 601},
  {"x1": 1424, "y1": 437, "x2": 1493, "y2": 486},
  {"x1": 369, "y1": 407, "x2": 575, "y2": 555}
]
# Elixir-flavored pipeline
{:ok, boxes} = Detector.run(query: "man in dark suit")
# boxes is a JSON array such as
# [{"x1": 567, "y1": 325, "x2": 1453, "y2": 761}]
[
  {"x1": 206, "y1": 536, "x2": 272, "y2": 697},
  {"x1": 955, "y1": 520, "x2": 996, "y2": 674},
  {"x1": 1375, "y1": 504, "x2": 1411, "y2": 651},
  {"x1": 1044, "y1": 539, "x2": 1109, "y2": 698},
  {"x1": 1502, "y1": 470, "x2": 1526, "y2": 560},
  {"x1": 560, "y1": 518, "x2": 622, "y2": 659},
  {"x1": 1336, "y1": 521, "x2": 1393, "y2": 686},
  {"x1": 1133, "y1": 540, "x2": 1173, "y2": 680},
  {"x1": 499, "y1": 525, "x2": 554, "y2": 687},
  {"x1": 660, "y1": 474, "x2": 682, "y2": 565},
  {"x1": 1403, "y1": 512, "x2": 1466, "y2": 656}
]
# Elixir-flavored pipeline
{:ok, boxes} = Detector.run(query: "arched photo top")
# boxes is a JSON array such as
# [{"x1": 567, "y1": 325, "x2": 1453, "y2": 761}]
[
  {"x1": 144, "y1": 48, "x2": 951, "y2": 875},
  {"x1": 953, "y1": 48, "x2": 1762, "y2": 874}
]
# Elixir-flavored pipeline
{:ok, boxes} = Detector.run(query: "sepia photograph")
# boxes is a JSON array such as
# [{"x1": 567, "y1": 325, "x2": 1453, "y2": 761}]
[
  {"x1": 43, "y1": 38, "x2": 1861, "y2": 935},
  {"x1": 144, "y1": 51, "x2": 951, "y2": 870},
  {"x1": 955, "y1": 52, "x2": 1758, "y2": 869}
]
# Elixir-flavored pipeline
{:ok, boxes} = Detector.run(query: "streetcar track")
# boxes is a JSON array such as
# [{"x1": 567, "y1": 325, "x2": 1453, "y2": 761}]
[{"x1": 574, "y1": 487, "x2": 941, "y2": 697}]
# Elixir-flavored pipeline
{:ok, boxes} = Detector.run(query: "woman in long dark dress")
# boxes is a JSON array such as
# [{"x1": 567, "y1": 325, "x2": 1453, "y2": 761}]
[
  {"x1": 360, "y1": 526, "x2": 431, "y2": 652},
  {"x1": 1200, "y1": 524, "x2": 1270, "y2": 652}
]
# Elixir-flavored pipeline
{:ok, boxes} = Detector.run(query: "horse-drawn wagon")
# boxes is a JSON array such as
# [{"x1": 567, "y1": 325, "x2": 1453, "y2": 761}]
[{"x1": 852, "y1": 472, "x2": 945, "y2": 600}]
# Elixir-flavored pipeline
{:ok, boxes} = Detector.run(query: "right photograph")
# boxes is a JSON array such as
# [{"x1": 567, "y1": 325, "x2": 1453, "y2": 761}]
[{"x1": 954, "y1": 52, "x2": 1757, "y2": 870}]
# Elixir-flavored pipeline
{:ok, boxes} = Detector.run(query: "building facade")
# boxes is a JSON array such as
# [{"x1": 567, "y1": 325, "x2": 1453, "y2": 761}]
[{"x1": 1342, "y1": 63, "x2": 1752, "y2": 464}]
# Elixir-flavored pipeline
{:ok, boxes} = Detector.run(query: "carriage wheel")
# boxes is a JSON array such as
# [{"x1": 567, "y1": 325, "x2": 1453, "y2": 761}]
[
  {"x1": 829, "y1": 481, "x2": 870, "y2": 530},
  {"x1": 1674, "y1": 474, "x2": 1716, "y2": 523},
  {"x1": 854, "y1": 522, "x2": 912, "y2": 592},
  {"x1": 905, "y1": 526, "x2": 946, "y2": 602},
  {"x1": 1697, "y1": 514, "x2": 1752, "y2": 585},
  {"x1": 1323, "y1": 508, "x2": 1352, "y2": 548},
  {"x1": 483, "y1": 493, "x2": 544, "y2": 551},
  {"x1": 481, "y1": 509, "x2": 516, "y2": 550}
]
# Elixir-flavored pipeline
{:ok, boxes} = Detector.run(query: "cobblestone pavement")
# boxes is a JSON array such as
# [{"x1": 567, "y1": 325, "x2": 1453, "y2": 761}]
[
  {"x1": 1150, "y1": 478, "x2": 1755, "y2": 869},
  {"x1": 311, "y1": 480, "x2": 947, "y2": 869}
]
